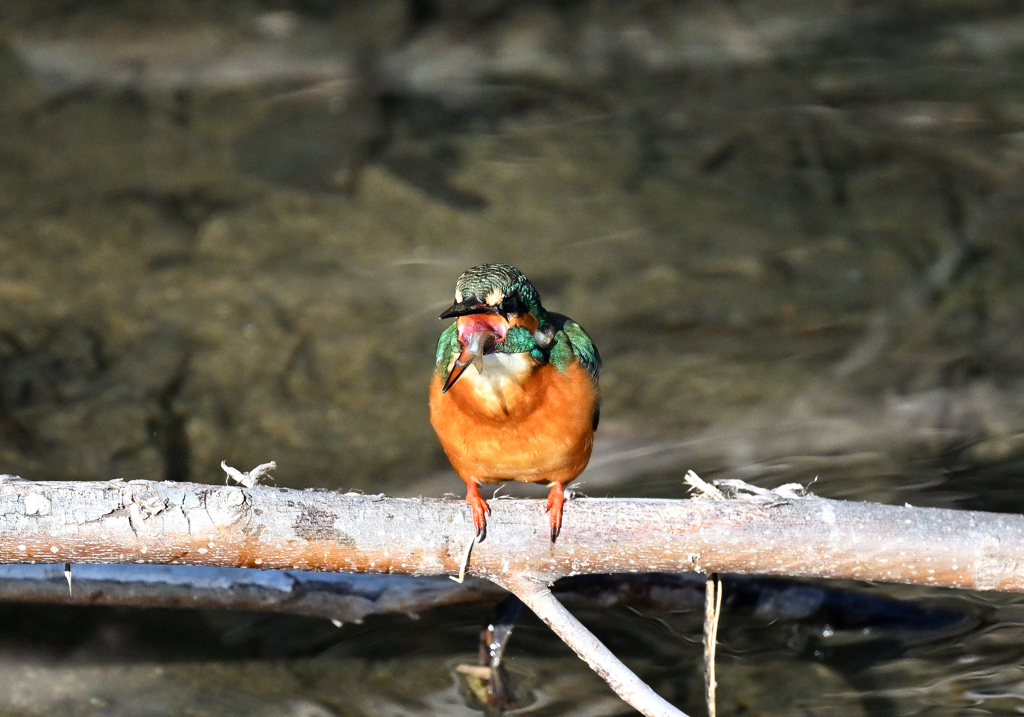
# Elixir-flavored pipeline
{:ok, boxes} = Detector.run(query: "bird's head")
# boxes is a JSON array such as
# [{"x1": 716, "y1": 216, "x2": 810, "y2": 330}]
[{"x1": 439, "y1": 263, "x2": 547, "y2": 391}]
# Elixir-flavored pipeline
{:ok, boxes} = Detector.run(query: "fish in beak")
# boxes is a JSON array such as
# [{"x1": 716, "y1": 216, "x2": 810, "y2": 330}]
[{"x1": 440, "y1": 309, "x2": 509, "y2": 393}]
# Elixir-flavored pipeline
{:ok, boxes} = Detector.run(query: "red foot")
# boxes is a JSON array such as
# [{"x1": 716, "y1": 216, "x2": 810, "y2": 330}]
[
  {"x1": 546, "y1": 483, "x2": 566, "y2": 542},
  {"x1": 466, "y1": 481, "x2": 491, "y2": 540}
]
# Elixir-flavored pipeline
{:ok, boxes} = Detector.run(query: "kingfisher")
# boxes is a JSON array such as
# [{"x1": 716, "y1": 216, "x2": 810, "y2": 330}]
[{"x1": 429, "y1": 264, "x2": 600, "y2": 541}]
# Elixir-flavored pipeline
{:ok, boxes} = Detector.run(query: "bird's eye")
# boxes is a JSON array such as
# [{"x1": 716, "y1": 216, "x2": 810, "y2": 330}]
[{"x1": 501, "y1": 296, "x2": 520, "y2": 315}]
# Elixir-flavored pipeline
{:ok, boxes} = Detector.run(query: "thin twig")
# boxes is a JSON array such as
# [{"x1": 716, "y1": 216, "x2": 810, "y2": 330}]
[
  {"x1": 497, "y1": 573, "x2": 690, "y2": 717},
  {"x1": 450, "y1": 532, "x2": 478, "y2": 584},
  {"x1": 704, "y1": 574, "x2": 723, "y2": 717}
]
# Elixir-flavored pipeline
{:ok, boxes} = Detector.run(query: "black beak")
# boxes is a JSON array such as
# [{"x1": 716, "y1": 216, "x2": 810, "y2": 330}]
[{"x1": 439, "y1": 299, "x2": 498, "y2": 320}]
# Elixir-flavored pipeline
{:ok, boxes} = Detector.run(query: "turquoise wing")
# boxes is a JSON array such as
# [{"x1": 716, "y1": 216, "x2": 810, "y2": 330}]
[
  {"x1": 561, "y1": 319, "x2": 600, "y2": 383},
  {"x1": 547, "y1": 313, "x2": 599, "y2": 381},
  {"x1": 546, "y1": 313, "x2": 601, "y2": 430},
  {"x1": 434, "y1": 322, "x2": 460, "y2": 381}
]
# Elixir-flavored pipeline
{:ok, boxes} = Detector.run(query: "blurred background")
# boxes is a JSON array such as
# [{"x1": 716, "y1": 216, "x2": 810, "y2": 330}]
[{"x1": 3, "y1": 0, "x2": 1024, "y2": 714}]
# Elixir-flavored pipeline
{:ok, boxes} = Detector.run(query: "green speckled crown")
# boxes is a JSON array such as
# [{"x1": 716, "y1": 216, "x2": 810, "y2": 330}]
[
  {"x1": 455, "y1": 264, "x2": 545, "y2": 318},
  {"x1": 436, "y1": 263, "x2": 601, "y2": 391}
]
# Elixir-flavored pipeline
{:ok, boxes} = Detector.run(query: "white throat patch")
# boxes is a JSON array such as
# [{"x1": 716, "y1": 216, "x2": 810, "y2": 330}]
[{"x1": 460, "y1": 351, "x2": 535, "y2": 407}]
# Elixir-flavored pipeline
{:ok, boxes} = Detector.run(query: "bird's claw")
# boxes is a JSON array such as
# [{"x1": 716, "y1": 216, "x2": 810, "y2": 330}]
[
  {"x1": 548, "y1": 510, "x2": 562, "y2": 542},
  {"x1": 546, "y1": 484, "x2": 565, "y2": 542},
  {"x1": 472, "y1": 502, "x2": 490, "y2": 542},
  {"x1": 467, "y1": 482, "x2": 491, "y2": 542}
]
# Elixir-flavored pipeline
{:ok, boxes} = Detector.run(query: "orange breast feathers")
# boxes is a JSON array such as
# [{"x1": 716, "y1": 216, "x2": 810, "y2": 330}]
[{"x1": 429, "y1": 360, "x2": 597, "y2": 486}]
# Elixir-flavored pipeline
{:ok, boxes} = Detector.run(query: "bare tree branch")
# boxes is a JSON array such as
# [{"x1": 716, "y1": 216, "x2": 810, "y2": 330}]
[
  {"x1": 2, "y1": 478, "x2": 1021, "y2": 591},
  {"x1": 0, "y1": 564, "x2": 508, "y2": 622},
  {"x1": 0, "y1": 565, "x2": 961, "y2": 631},
  {"x1": 1, "y1": 475, "x2": 1022, "y2": 715},
  {"x1": 496, "y1": 573, "x2": 691, "y2": 717}
]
